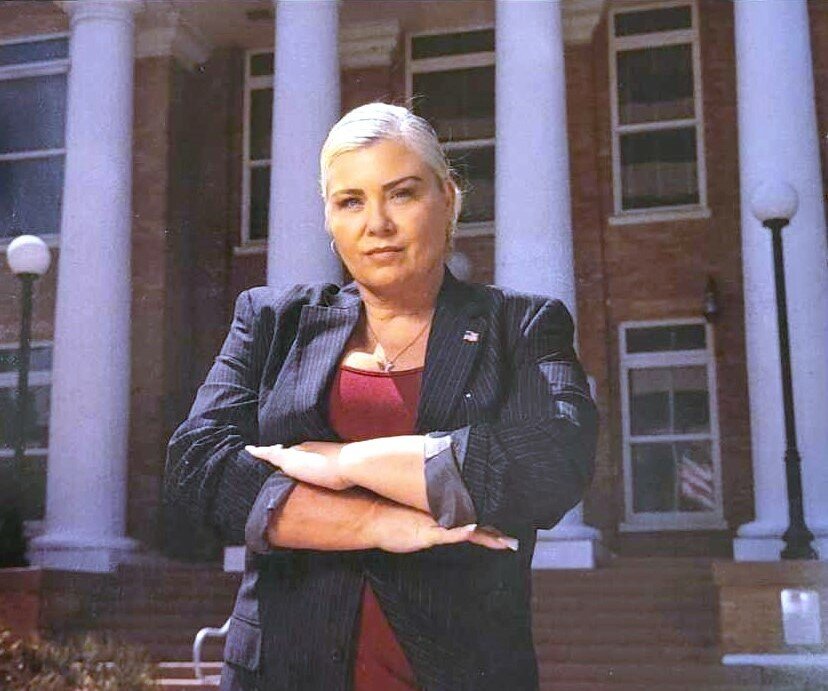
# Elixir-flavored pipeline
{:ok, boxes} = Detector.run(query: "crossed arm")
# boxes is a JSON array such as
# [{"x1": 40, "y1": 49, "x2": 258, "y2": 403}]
[{"x1": 164, "y1": 290, "x2": 597, "y2": 556}]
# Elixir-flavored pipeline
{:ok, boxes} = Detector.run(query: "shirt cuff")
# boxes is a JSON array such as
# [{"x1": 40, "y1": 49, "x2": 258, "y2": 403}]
[
  {"x1": 243, "y1": 472, "x2": 298, "y2": 554},
  {"x1": 423, "y1": 431, "x2": 478, "y2": 529}
]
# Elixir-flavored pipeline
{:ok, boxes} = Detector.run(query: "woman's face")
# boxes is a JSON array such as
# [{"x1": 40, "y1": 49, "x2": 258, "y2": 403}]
[{"x1": 325, "y1": 138, "x2": 455, "y2": 294}]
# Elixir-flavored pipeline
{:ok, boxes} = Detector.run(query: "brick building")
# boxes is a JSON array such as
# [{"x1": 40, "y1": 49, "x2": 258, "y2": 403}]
[{"x1": 1, "y1": 0, "x2": 827, "y2": 578}]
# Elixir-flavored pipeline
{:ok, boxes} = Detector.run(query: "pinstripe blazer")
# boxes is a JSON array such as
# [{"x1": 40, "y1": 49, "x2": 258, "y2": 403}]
[{"x1": 165, "y1": 267, "x2": 598, "y2": 691}]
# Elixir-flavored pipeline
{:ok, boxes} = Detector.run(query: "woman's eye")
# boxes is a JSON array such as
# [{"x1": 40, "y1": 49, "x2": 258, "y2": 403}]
[
  {"x1": 337, "y1": 197, "x2": 362, "y2": 210},
  {"x1": 391, "y1": 187, "x2": 414, "y2": 201}
]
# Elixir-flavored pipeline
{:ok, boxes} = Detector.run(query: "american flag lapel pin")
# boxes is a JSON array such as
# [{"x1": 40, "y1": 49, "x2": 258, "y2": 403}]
[{"x1": 463, "y1": 330, "x2": 479, "y2": 343}]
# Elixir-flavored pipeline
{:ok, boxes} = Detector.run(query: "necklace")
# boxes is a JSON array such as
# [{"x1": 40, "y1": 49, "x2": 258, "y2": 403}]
[{"x1": 366, "y1": 313, "x2": 432, "y2": 372}]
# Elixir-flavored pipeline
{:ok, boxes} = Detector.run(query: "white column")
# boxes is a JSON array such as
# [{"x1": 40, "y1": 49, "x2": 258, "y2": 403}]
[
  {"x1": 733, "y1": 0, "x2": 828, "y2": 561},
  {"x1": 267, "y1": 0, "x2": 341, "y2": 289},
  {"x1": 30, "y1": 0, "x2": 140, "y2": 573},
  {"x1": 224, "y1": 0, "x2": 342, "y2": 570},
  {"x1": 495, "y1": 0, "x2": 604, "y2": 569}
]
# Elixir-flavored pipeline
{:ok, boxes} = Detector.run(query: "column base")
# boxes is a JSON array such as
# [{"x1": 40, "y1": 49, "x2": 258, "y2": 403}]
[
  {"x1": 29, "y1": 532, "x2": 139, "y2": 573},
  {"x1": 734, "y1": 521, "x2": 828, "y2": 561},
  {"x1": 531, "y1": 525, "x2": 608, "y2": 569}
]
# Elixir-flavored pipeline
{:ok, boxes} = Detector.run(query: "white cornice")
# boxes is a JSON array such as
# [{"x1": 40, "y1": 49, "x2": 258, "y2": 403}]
[
  {"x1": 563, "y1": 0, "x2": 607, "y2": 45},
  {"x1": 136, "y1": 12, "x2": 211, "y2": 71},
  {"x1": 340, "y1": 20, "x2": 400, "y2": 70}
]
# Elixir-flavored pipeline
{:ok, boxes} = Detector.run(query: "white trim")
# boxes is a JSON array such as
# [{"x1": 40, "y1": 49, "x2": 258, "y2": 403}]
[
  {"x1": 723, "y1": 655, "x2": 828, "y2": 669},
  {"x1": 0, "y1": 32, "x2": 69, "y2": 48},
  {"x1": 608, "y1": 205, "x2": 710, "y2": 226},
  {"x1": 0, "y1": 148, "x2": 65, "y2": 162},
  {"x1": 455, "y1": 220, "x2": 493, "y2": 239},
  {"x1": 618, "y1": 318, "x2": 726, "y2": 531},
  {"x1": 0, "y1": 59, "x2": 69, "y2": 81},
  {"x1": 608, "y1": 0, "x2": 708, "y2": 217},
  {"x1": 240, "y1": 48, "x2": 274, "y2": 248}
]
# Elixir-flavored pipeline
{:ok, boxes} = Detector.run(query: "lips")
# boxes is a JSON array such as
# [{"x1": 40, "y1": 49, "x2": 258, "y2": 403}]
[{"x1": 367, "y1": 246, "x2": 403, "y2": 255}]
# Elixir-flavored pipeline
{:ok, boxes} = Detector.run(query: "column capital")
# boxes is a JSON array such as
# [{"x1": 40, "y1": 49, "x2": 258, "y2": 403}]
[
  {"x1": 136, "y1": 9, "x2": 211, "y2": 71},
  {"x1": 57, "y1": 0, "x2": 143, "y2": 25}
]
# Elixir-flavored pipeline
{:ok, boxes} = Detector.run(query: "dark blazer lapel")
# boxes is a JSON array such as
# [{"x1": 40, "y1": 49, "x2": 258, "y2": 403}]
[
  {"x1": 292, "y1": 284, "x2": 361, "y2": 439},
  {"x1": 416, "y1": 269, "x2": 488, "y2": 434}
]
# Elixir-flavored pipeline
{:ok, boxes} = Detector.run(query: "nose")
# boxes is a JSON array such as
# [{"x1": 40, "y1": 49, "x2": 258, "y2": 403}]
[{"x1": 366, "y1": 199, "x2": 395, "y2": 236}]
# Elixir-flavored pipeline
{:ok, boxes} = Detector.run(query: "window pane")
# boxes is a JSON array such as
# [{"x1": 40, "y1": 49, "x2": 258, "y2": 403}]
[
  {"x1": 249, "y1": 88, "x2": 272, "y2": 161},
  {"x1": 0, "y1": 384, "x2": 49, "y2": 449},
  {"x1": 29, "y1": 345, "x2": 52, "y2": 371},
  {"x1": 0, "y1": 452, "x2": 46, "y2": 520},
  {"x1": 626, "y1": 324, "x2": 706, "y2": 353},
  {"x1": 250, "y1": 52, "x2": 274, "y2": 77},
  {"x1": 620, "y1": 127, "x2": 698, "y2": 209},
  {"x1": 673, "y1": 367, "x2": 709, "y2": 433},
  {"x1": 413, "y1": 66, "x2": 494, "y2": 141},
  {"x1": 630, "y1": 368, "x2": 671, "y2": 436},
  {"x1": 0, "y1": 156, "x2": 64, "y2": 237},
  {"x1": 447, "y1": 146, "x2": 494, "y2": 223},
  {"x1": 676, "y1": 441, "x2": 715, "y2": 512},
  {"x1": 249, "y1": 166, "x2": 270, "y2": 241},
  {"x1": 630, "y1": 366, "x2": 709, "y2": 436},
  {"x1": 0, "y1": 350, "x2": 17, "y2": 374},
  {"x1": 412, "y1": 29, "x2": 495, "y2": 60},
  {"x1": 614, "y1": 7, "x2": 692, "y2": 37},
  {"x1": 617, "y1": 45, "x2": 693, "y2": 124},
  {"x1": 0, "y1": 345, "x2": 51, "y2": 373},
  {"x1": 632, "y1": 442, "x2": 675, "y2": 512},
  {"x1": 0, "y1": 73, "x2": 67, "y2": 154},
  {"x1": 0, "y1": 37, "x2": 68, "y2": 67}
]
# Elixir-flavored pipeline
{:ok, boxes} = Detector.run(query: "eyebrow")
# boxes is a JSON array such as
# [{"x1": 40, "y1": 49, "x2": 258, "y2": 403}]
[{"x1": 330, "y1": 175, "x2": 423, "y2": 197}]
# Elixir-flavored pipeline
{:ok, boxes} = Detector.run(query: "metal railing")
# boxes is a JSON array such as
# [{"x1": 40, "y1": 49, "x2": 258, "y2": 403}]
[{"x1": 192, "y1": 618, "x2": 231, "y2": 680}]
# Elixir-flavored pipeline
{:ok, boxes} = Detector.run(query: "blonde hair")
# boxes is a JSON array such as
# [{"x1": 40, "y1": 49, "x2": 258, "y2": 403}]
[{"x1": 319, "y1": 102, "x2": 462, "y2": 248}]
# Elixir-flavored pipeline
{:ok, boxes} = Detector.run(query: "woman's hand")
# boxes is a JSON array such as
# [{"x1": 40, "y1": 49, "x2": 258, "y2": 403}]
[
  {"x1": 366, "y1": 498, "x2": 512, "y2": 553},
  {"x1": 245, "y1": 442, "x2": 354, "y2": 491}
]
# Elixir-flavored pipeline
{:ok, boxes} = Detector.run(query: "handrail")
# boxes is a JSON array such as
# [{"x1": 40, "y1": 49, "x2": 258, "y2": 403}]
[{"x1": 192, "y1": 618, "x2": 231, "y2": 680}]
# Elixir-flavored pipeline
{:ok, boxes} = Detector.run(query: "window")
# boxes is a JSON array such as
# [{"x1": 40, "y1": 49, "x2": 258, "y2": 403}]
[
  {"x1": 0, "y1": 34, "x2": 69, "y2": 243},
  {"x1": 407, "y1": 27, "x2": 495, "y2": 234},
  {"x1": 241, "y1": 50, "x2": 274, "y2": 245},
  {"x1": 0, "y1": 343, "x2": 52, "y2": 520},
  {"x1": 609, "y1": 2, "x2": 707, "y2": 219},
  {"x1": 619, "y1": 320, "x2": 725, "y2": 531}
]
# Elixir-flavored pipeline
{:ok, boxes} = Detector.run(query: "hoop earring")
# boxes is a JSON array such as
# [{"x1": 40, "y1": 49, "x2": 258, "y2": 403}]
[{"x1": 330, "y1": 239, "x2": 338, "y2": 256}]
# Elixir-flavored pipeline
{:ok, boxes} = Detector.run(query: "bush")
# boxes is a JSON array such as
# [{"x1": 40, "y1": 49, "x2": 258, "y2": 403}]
[{"x1": 0, "y1": 628, "x2": 156, "y2": 690}]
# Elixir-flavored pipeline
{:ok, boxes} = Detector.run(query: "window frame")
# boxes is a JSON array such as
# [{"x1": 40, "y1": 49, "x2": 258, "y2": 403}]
[
  {"x1": 240, "y1": 47, "x2": 274, "y2": 249},
  {"x1": 607, "y1": 0, "x2": 709, "y2": 223},
  {"x1": 405, "y1": 24, "x2": 495, "y2": 238},
  {"x1": 0, "y1": 32, "x2": 70, "y2": 251},
  {"x1": 618, "y1": 318, "x2": 726, "y2": 532}
]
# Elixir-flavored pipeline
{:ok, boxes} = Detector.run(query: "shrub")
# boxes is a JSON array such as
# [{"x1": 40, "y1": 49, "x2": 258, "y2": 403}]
[{"x1": 0, "y1": 628, "x2": 156, "y2": 690}]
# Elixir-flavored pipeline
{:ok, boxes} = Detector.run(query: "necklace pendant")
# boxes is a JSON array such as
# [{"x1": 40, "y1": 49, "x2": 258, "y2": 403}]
[{"x1": 382, "y1": 360, "x2": 394, "y2": 373}]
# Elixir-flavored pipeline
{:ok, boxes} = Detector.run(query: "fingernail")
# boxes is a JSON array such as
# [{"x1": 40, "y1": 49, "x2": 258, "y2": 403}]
[
  {"x1": 498, "y1": 537, "x2": 519, "y2": 551},
  {"x1": 244, "y1": 445, "x2": 255, "y2": 452},
  {"x1": 462, "y1": 523, "x2": 478, "y2": 531}
]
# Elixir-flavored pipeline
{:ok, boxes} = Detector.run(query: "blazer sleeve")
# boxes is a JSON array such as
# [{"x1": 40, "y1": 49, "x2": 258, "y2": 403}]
[
  {"x1": 164, "y1": 289, "x2": 297, "y2": 547},
  {"x1": 425, "y1": 298, "x2": 598, "y2": 536}
]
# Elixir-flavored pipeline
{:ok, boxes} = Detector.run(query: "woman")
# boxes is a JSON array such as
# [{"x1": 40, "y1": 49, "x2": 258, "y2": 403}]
[{"x1": 165, "y1": 102, "x2": 598, "y2": 691}]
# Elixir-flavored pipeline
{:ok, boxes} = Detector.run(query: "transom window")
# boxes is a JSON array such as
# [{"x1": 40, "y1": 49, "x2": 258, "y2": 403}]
[
  {"x1": 407, "y1": 27, "x2": 495, "y2": 234},
  {"x1": 0, "y1": 34, "x2": 69, "y2": 242},
  {"x1": 241, "y1": 50, "x2": 274, "y2": 244},
  {"x1": 0, "y1": 343, "x2": 52, "y2": 520},
  {"x1": 619, "y1": 320, "x2": 725, "y2": 531},
  {"x1": 609, "y1": 2, "x2": 707, "y2": 219}
]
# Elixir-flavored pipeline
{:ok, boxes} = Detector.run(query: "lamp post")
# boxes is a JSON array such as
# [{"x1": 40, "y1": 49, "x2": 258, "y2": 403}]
[
  {"x1": 750, "y1": 182, "x2": 818, "y2": 560},
  {"x1": 4, "y1": 235, "x2": 51, "y2": 521}
]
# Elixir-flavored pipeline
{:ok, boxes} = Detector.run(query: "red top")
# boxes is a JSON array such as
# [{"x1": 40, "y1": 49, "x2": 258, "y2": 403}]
[{"x1": 328, "y1": 364, "x2": 423, "y2": 691}]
